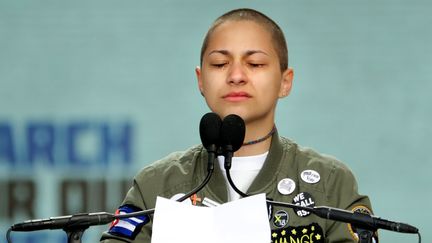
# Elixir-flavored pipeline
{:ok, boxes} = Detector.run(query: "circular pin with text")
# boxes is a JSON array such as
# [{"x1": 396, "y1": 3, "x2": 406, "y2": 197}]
[
  {"x1": 273, "y1": 210, "x2": 289, "y2": 228},
  {"x1": 300, "y1": 170, "x2": 320, "y2": 184},
  {"x1": 277, "y1": 178, "x2": 296, "y2": 195},
  {"x1": 292, "y1": 192, "x2": 315, "y2": 217}
]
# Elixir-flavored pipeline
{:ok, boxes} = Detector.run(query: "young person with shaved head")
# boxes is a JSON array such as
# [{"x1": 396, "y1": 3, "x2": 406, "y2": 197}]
[{"x1": 101, "y1": 8, "x2": 377, "y2": 243}]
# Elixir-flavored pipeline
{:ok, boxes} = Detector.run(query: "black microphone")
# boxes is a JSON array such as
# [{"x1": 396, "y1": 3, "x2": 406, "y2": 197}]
[
  {"x1": 269, "y1": 200, "x2": 418, "y2": 234},
  {"x1": 199, "y1": 112, "x2": 222, "y2": 171},
  {"x1": 220, "y1": 114, "x2": 245, "y2": 170},
  {"x1": 10, "y1": 212, "x2": 115, "y2": 232},
  {"x1": 313, "y1": 206, "x2": 418, "y2": 234},
  {"x1": 219, "y1": 114, "x2": 248, "y2": 198}
]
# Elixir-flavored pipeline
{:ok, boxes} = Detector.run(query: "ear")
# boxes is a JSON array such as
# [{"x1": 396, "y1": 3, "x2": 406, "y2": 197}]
[
  {"x1": 279, "y1": 68, "x2": 294, "y2": 98},
  {"x1": 196, "y1": 66, "x2": 205, "y2": 96}
]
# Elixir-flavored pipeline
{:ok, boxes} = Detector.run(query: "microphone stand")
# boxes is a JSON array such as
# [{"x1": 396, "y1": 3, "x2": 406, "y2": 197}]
[
  {"x1": 7, "y1": 152, "x2": 216, "y2": 243},
  {"x1": 356, "y1": 228, "x2": 374, "y2": 243},
  {"x1": 64, "y1": 225, "x2": 87, "y2": 243}
]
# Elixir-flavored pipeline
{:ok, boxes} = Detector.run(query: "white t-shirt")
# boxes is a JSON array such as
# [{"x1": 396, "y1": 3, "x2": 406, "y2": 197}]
[{"x1": 217, "y1": 151, "x2": 268, "y2": 201}]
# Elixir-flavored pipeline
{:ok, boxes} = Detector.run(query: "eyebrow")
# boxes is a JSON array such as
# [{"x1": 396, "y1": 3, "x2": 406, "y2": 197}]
[{"x1": 207, "y1": 49, "x2": 269, "y2": 57}]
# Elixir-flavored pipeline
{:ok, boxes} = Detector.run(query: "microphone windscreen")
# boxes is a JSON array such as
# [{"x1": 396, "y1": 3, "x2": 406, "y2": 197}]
[
  {"x1": 220, "y1": 114, "x2": 245, "y2": 152},
  {"x1": 199, "y1": 112, "x2": 222, "y2": 149}
]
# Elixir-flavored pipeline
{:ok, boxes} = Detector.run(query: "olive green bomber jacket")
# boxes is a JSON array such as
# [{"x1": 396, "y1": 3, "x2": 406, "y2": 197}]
[{"x1": 101, "y1": 133, "x2": 375, "y2": 243}]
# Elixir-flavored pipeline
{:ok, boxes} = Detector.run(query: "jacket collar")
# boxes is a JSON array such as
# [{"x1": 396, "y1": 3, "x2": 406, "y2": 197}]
[{"x1": 200, "y1": 130, "x2": 293, "y2": 203}]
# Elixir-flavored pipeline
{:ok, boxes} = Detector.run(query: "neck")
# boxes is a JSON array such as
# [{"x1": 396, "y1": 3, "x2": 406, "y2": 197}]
[
  {"x1": 234, "y1": 121, "x2": 275, "y2": 157},
  {"x1": 234, "y1": 138, "x2": 272, "y2": 157}
]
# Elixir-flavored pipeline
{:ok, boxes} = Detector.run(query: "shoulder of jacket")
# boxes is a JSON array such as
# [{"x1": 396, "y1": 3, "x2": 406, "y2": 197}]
[
  {"x1": 134, "y1": 144, "x2": 204, "y2": 183},
  {"x1": 279, "y1": 136, "x2": 352, "y2": 177}
]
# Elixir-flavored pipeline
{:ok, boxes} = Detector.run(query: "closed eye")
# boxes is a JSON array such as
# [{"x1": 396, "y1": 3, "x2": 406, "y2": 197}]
[
  {"x1": 249, "y1": 63, "x2": 265, "y2": 68},
  {"x1": 211, "y1": 63, "x2": 227, "y2": 68}
]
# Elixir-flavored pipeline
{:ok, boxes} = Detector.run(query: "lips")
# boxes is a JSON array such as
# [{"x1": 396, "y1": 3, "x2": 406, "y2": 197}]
[{"x1": 223, "y1": 92, "x2": 251, "y2": 101}]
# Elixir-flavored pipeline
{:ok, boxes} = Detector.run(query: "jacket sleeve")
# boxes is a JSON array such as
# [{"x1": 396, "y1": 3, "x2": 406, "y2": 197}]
[
  {"x1": 323, "y1": 160, "x2": 378, "y2": 243},
  {"x1": 100, "y1": 149, "x2": 199, "y2": 243},
  {"x1": 100, "y1": 178, "x2": 153, "y2": 243}
]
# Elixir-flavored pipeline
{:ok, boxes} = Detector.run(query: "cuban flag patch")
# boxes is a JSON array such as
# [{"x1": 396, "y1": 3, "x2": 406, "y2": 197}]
[{"x1": 108, "y1": 204, "x2": 150, "y2": 240}]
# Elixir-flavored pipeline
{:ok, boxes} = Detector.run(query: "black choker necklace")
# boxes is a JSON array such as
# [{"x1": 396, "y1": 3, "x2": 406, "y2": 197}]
[{"x1": 243, "y1": 125, "x2": 277, "y2": 146}]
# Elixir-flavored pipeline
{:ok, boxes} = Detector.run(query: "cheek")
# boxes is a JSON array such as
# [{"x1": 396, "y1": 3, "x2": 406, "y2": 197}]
[
  {"x1": 257, "y1": 78, "x2": 281, "y2": 95},
  {"x1": 268, "y1": 74, "x2": 284, "y2": 93},
  {"x1": 201, "y1": 75, "x2": 222, "y2": 93},
  {"x1": 201, "y1": 82, "x2": 213, "y2": 95},
  {"x1": 201, "y1": 81, "x2": 219, "y2": 103}
]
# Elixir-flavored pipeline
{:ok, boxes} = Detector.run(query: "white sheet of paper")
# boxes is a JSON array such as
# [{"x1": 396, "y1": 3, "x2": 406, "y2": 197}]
[{"x1": 151, "y1": 193, "x2": 270, "y2": 243}]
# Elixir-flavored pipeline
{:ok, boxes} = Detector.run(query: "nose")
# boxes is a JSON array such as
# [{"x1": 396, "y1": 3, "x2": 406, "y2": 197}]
[{"x1": 227, "y1": 62, "x2": 247, "y2": 85}]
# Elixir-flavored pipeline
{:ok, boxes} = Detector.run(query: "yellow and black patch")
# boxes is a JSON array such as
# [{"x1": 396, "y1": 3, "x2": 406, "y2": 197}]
[
  {"x1": 271, "y1": 223, "x2": 324, "y2": 243},
  {"x1": 347, "y1": 205, "x2": 379, "y2": 242}
]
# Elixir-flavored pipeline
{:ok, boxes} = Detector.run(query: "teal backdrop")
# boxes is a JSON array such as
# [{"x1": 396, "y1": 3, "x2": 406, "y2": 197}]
[{"x1": 0, "y1": 0, "x2": 430, "y2": 242}]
